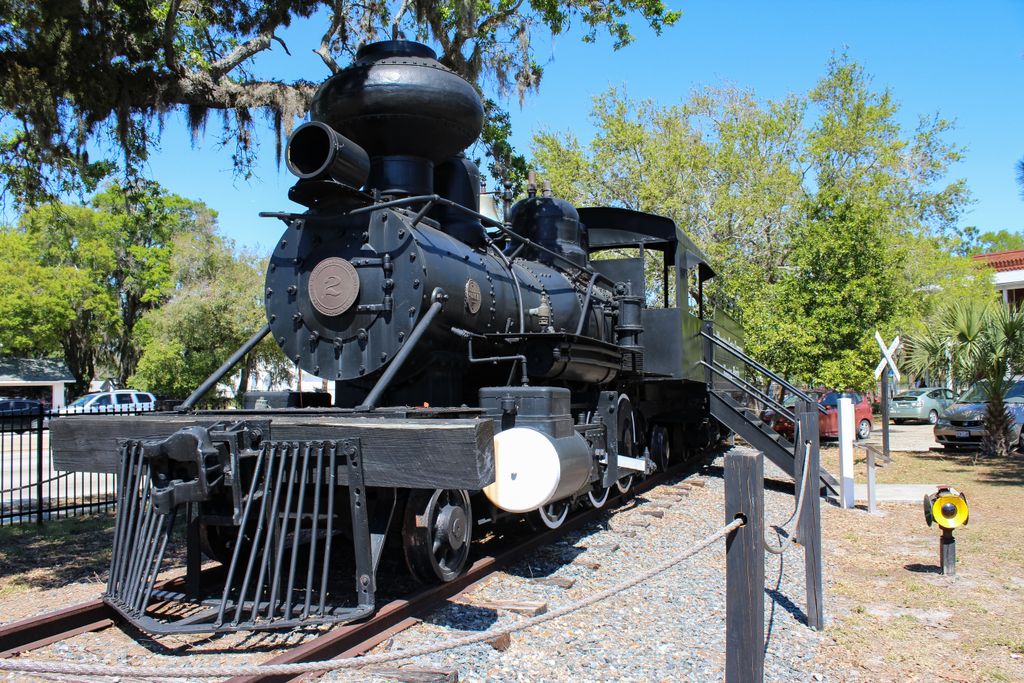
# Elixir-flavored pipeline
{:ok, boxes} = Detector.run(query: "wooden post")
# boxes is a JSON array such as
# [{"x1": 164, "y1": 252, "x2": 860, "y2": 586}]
[
  {"x1": 940, "y1": 529, "x2": 956, "y2": 576},
  {"x1": 797, "y1": 403, "x2": 825, "y2": 631},
  {"x1": 866, "y1": 446, "x2": 877, "y2": 514},
  {"x1": 725, "y1": 450, "x2": 764, "y2": 683},
  {"x1": 881, "y1": 370, "x2": 891, "y2": 464}
]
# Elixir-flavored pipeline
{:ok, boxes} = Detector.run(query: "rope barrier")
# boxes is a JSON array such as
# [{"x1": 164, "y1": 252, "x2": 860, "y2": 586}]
[
  {"x1": 764, "y1": 441, "x2": 811, "y2": 556},
  {"x1": 0, "y1": 517, "x2": 744, "y2": 680}
]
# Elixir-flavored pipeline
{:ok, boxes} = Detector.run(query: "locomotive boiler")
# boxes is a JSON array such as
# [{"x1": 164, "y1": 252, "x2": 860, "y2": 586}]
[{"x1": 50, "y1": 39, "x2": 730, "y2": 635}]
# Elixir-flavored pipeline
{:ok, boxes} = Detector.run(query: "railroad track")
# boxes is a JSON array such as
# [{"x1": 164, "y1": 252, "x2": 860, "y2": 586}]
[{"x1": 0, "y1": 463, "x2": 699, "y2": 682}]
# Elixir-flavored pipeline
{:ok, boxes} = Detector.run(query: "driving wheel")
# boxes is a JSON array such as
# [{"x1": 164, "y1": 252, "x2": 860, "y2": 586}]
[
  {"x1": 403, "y1": 488, "x2": 472, "y2": 583},
  {"x1": 616, "y1": 395, "x2": 638, "y2": 494},
  {"x1": 534, "y1": 499, "x2": 571, "y2": 529},
  {"x1": 649, "y1": 424, "x2": 670, "y2": 472}
]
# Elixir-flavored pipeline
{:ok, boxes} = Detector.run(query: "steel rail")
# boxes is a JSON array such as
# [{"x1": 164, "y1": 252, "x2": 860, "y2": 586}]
[
  {"x1": 0, "y1": 462, "x2": 692, "y2": 679},
  {"x1": 0, "y1": 567, "x2": 224, "y2": 658}
]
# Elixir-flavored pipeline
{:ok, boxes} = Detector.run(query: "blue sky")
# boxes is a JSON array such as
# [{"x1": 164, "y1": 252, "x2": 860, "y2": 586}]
[{"x1": 135, "y1": 1, "x2": 1023, "y2": 253}]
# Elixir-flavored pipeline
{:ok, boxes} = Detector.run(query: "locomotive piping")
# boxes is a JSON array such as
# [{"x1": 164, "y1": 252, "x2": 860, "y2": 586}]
[
  {"x1": 355, "y1": 289, "x2": 447, "y2": 411},
  {"x1": 178, "y1": 323, "x2": 271, "y2": 411}
]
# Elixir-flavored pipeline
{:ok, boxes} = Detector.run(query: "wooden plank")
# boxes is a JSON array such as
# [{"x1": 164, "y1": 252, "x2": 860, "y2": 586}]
[
  {"x1": 640, "y1": 508, "x2": 665, "y2": 518},
  {"x1": 368, "y1": 666, "x2": 459, "y2": 682},
  {"x1": 50, "y1": 414, "x2": 495, "y2": 490},
  {"x1": 725, "y1": 450, "x2": 764, "y2": 683},
  {"x1": 465, "y1": 599, "x2": 547, "y2": 616}
]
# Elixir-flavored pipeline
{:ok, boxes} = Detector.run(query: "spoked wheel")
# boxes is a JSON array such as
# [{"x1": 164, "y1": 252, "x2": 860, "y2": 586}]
[
  {"x1": 199, "y1": 523, "x2": 251, "y2": 565},
  {"x1": 534, "y1": 499, "x2": 571, "y2": 529},
  {"x1": 649, "y1": 424, "x2": 670, "y2": 472},
  {"x1": 402, "y1": 488, "x2": 472, "y2": 583},
  {"x1": 615, "y1": 394, "x2": 639, "y2": 494}
]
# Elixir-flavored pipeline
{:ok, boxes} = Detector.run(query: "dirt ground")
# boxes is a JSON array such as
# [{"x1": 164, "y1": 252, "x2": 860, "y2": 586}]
[{"x1": 816, "y1": 445, "x2": 1024, "y2": 682}]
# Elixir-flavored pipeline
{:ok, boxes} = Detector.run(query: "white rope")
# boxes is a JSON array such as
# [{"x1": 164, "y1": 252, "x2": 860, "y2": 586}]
[
  {"x1": 764, "y1": 441, "x2": 811, "y2": 555},
  {"x1": 0, "y1": 518, "x2": 744, "y2": 680}
]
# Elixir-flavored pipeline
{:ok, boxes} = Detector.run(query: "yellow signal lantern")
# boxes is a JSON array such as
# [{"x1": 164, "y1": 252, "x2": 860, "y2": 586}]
[{"x1": 924, "y1": 486, "x2": 969, "y2": 530}]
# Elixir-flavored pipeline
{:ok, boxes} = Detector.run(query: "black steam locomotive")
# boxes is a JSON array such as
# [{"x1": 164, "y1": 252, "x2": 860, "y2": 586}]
[{"x1": 52, "y1": 40, "x2": 742, "y2": 635}]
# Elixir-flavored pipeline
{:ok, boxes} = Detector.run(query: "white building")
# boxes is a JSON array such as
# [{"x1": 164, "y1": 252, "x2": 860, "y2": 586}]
[{"x1": 0, "y1": 358, "x2": 74, "y2": 408}]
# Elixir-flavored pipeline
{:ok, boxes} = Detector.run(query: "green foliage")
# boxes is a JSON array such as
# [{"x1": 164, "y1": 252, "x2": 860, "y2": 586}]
[
  {"x1": 532, "y1": 53, "x2": 986, "y2": 391},
  {"x1": 130, "y1": 232, "x2": 289, "y2": 402},
  {"x1": 1, "y1": 182, "x2": 216, "y2": 392},
  {"x1": 965, "y1": 229, "x2": 1024, "y2": 255},
  {"x1": 0, "y1": 0, "x2": 681, "y2": 205}
]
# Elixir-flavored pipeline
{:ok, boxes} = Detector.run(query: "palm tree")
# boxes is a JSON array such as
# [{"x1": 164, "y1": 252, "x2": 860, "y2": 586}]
[{"x1": 905, "y1": 300, "x2": 1024, "y2": 457}]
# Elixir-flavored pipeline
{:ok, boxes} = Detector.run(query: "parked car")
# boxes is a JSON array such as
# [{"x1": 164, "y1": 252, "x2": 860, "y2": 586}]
[
  {"x1": 0, "y1": 398, "x2": 46, "y2": 433},
  {"x1": 889, "y1": 387, "x2": 956, "y2": 424},
  {"x1": 59, "y1": 390, "x2": 157, "y2": 415},
  {"x1": 767, "y1": 390, "x2": 874, "y2": 440},
  {"x1": 933, "y1": 380, "x2": 1024, "y2": 451}
]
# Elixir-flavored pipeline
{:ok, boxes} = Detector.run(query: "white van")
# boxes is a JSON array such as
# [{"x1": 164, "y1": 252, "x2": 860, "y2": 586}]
[{"x1": 61, "y1": 390, "x2": 157, "y2": 415}]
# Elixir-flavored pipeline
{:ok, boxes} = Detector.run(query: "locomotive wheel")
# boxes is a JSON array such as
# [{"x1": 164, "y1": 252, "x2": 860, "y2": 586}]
[
  {"x1": 534, "y1": 499, "x2": 571, "y2": 529},
  {"x1": 198, "y1": 523, "x2": 250, "y2": 565},
  {"x1": 586, "y1": 482, "x2": 610, "y2": 509},
  {"x1": 615, "y1": 395, "x2": 638, "y2": 494},
  {"x1": 402, "y1": 488, "x2": 472, "y2": 583},
  {"x1": 649, "y1": 425, "x2": 670, "y2": 472}
]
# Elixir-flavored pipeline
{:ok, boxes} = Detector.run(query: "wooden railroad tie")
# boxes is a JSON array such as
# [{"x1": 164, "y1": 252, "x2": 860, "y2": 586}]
[
  {"x1": 467, "y1": 599, "x2": 548, "y2": 616},
  {"x1": 646, "y1": 500, "x2": 674, "y2": 508},
  {"x1": 369, "y1": 666, "x2": 460, "y2": 682},
  {"x1": 688, "y1": 478, "x2": 707, "y2": 488},
  {"x1": 532, "y1": 576, "x2": 576, "y2": 589},
  {"x1": 640, "y1": 508, "x2": 666, "y2": 518}
]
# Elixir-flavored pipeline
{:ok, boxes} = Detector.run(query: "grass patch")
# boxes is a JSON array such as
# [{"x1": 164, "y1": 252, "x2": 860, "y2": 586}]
[
  {"x1": 817, "y1": 447, "x2": 1024, "y2": 681},
  {"x1": 0, "y1": 513, "x2": 116, "y2": 591}
]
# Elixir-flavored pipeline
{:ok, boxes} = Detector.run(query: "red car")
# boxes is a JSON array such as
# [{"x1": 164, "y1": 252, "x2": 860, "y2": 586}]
[{"x1": 768, "y1": 391, "x2": 873, "y2": 440}]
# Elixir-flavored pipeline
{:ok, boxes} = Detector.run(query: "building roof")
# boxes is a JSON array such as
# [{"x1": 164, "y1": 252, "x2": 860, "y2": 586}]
[
  {"x1": 0, "y1": 358, "x2": 75, "y2": 384},
  {"x1": 973, "y1": 249, "x2": 1024, "y2": 272}
]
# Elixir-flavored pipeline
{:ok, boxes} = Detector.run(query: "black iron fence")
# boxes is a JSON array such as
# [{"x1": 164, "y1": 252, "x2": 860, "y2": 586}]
[{"x1": 0, "y1": 405, "x2": 124, "y2": 525}]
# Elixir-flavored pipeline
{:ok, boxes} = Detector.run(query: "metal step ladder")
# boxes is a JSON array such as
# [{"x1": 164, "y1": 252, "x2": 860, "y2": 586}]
[{"x1": 700, "y1": 322, "x2": 838, "y2": 494}]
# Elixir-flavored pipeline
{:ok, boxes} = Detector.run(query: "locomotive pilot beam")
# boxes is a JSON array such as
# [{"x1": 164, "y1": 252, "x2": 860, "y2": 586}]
[{"x1": 48, "y1": 39, "x2": 792, "y2": 635}]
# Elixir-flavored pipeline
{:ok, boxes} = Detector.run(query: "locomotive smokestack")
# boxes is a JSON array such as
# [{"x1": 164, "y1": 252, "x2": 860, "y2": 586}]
[
  {"x1": 285, "y1": 121, "x2": 370, "y2": 188},
  {"x1": 308, "y1": 40, "x2": 484, "y2": 196}
]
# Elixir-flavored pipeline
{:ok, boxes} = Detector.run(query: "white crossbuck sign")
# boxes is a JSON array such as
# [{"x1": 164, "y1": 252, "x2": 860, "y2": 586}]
[{"x1": 874, "y1": 332, "x2": 901, "y2": 382}]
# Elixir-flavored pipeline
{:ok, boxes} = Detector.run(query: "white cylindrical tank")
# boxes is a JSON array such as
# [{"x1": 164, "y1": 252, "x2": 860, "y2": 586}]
[{"x1": 483, "y1": 427, "x2": 592, "y2": 513}]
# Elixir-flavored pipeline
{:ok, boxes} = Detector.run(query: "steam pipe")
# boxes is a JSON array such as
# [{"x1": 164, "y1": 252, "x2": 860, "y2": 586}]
[
  {"x1": 355, "y1": 289, "x2": 447, "y2": 411},
  {"x1": 178, "y1": 324, "x2": 272, "y2": 411}
]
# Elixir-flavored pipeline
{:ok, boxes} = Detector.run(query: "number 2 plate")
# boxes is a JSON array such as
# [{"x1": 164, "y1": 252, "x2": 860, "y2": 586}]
[{"x1": 955, "y1": 430, "x2": 969, "y2": 438}]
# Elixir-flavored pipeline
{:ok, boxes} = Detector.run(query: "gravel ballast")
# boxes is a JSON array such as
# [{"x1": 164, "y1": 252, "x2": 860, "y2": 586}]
[
  {"x1": 2, "y1": 445, "x2": 828, "y2": 682},
  {"x1": 323, "y1": 446, "x2": 825, "y2": 682}
]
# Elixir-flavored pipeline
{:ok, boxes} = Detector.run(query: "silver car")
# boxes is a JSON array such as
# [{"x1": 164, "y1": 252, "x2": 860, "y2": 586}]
[
  {"x1": 933, "y1": 381, "x2": 1024, "y2": 451},
  {"x1": 889, "y1": 387, "x2": 955, "y2": 424}
]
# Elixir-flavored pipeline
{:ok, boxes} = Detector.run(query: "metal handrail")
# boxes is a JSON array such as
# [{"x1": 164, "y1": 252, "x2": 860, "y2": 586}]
[
  {"x1": 699, "y1": 327, "x2": 826, "y2": 414},
  {"x1": 699, "y1": 360, "x2": 796, "y2": 423}
]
